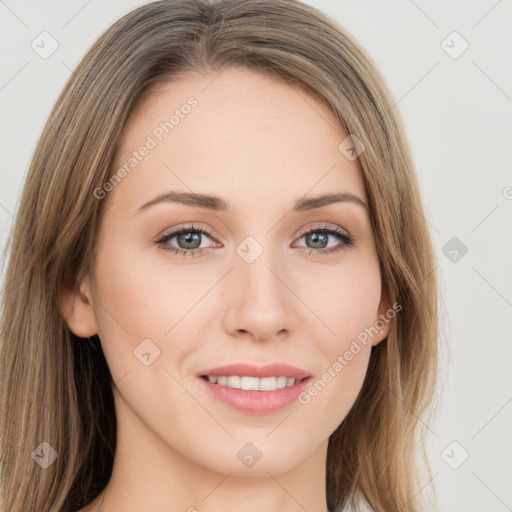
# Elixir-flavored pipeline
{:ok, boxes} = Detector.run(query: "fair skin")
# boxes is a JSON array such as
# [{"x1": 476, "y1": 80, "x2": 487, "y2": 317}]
[{"x1": 63, "y1": 67, "x2": 390, "y2": 512}]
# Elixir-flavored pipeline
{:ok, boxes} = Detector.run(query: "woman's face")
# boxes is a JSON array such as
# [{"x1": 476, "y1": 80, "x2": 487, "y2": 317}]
[{"x1": 71, "y1": 67, "x2": 390, "y2": 477}]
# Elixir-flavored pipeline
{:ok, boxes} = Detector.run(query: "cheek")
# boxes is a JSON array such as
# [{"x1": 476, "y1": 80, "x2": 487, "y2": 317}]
[
  {"x1": 299, "y1": 346, "x2": 371, "y2": 443},
  {"x1": 90, "y1": 236, "x2": 174, "y2": 375},
  {"x1": 92, "y1": 237, "x2": 191, "y2": 336},
  {"x1": 90, "y1": 234, "x2": 218, "y2": 388},
  {"x1": 294, "y1": 259, "x2": 380, "y2": 423},
  {"x1": 90, "y1": 242, "x2": 198, "y2": 429},
  {"x1": 297, "y1": 317, "x2": 374, "y2": 438},
  {"x1": 304, "y1": 256, "x2": 382, "y2": 344}
]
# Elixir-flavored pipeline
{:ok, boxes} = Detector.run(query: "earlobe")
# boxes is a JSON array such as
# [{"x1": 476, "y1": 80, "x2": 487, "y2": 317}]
[
  {"x1": 59, "y1": 275, "x2": 98, "y2": 338},
  {"x1": 372, "y1": 292, "x2": 392, "y2": 347}
]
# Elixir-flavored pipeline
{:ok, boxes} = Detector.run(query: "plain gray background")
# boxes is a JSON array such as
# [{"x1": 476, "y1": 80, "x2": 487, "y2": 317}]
[{"x1": 1, "y1": 1, "x2": 511, "y2": 511}]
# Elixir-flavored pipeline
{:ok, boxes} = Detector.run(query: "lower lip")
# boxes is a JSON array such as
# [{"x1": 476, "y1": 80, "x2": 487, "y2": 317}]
[{"x1": 198, "y1": 376, "x2": 312, "y2": 414}]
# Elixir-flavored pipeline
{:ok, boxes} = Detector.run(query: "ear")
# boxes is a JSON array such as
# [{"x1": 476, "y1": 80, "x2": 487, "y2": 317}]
[
  {"x1": 59, "y1": 275, "x2": 98, "y2": 338},
  {"x1": 371, "y1": 290, "x2": 393, "y2": 347}
]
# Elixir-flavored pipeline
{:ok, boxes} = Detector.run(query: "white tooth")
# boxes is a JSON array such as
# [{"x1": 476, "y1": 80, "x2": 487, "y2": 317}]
[
  {"x1": 276, "y1": 376, "x2": 287, "y2": 388},
  {"x1": 211, "y1": 375, "x2": 299, "y2": 391},
  {"x1": 259, "y1": 376, "x2": 277, "y2": 391},
  {"x1": 240, "y1": 376, "x2": 260, "y2": 391},
  {"x1": 226, "y1": 376, "x2": 241, "y2": 389}
]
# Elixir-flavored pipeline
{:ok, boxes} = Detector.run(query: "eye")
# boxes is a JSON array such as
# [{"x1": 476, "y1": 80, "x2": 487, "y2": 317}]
[
  {"x1": 154, "y1": 223, "x2": 355, "y2": 258},
  {"x1": 154, "y1": 224, "x2": 219, "y2": 258},
  {"x1": 293, "y1": 225, "x2": 355, "y2": 255}
]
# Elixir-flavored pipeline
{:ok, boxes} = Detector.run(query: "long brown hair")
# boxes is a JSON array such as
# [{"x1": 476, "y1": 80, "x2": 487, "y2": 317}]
[{"x1": 0, "y1": 1, "x2": 440, "y2": 510}]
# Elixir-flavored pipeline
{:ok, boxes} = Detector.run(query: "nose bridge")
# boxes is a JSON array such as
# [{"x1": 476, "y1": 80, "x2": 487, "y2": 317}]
[
  {"x1": 225, "y1": 237, "x2": 296, "y2": 339},
  {"x1": 235, "y1": 239, "x2": 285, "y2": 305}
]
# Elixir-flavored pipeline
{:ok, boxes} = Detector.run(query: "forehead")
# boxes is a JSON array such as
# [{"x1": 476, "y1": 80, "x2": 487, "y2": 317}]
[{"x1": 109, "y1": 67, "x2": 367, "y2": 215}]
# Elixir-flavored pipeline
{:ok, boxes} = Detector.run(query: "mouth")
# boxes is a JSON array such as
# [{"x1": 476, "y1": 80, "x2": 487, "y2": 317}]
[
  {"x1": 199, "y1": 374, "x2": 310, "y2": 391},
  {"x1": 196, "y1": 364, "x2": 313, "y2": 414}
]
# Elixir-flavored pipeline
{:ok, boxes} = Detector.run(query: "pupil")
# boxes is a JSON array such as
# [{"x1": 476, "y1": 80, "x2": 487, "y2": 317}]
[
  {"x1": 308, "y1": 232, "x2": 327, "y2": 249},
  {"x1": 174, "y1": 230, "x2": 330, "y2": 251},
  {"x1": 179, "y1": 231, "x2": 201, "y2": 249}
]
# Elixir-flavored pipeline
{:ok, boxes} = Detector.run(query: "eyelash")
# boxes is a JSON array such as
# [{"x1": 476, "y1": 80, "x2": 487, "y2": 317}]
[{"x1": 154, "y1": 223, "x2": 355, "y2": 258}]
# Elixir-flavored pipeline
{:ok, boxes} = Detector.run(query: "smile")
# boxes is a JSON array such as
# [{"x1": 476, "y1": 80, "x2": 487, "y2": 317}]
[{"x1": 201, "y1": 375, "x2": 306, "y2": 391}]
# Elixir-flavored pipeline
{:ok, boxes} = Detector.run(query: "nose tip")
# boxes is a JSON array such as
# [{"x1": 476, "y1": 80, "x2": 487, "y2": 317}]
[{"x1": 224, "y1": 260, "x2": 296, "y2": 342}]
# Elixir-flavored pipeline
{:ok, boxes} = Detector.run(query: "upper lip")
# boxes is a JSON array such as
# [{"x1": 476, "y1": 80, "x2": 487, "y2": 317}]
[{"x1": 197, "y1": 363, "x2": 311, "y2": 380}]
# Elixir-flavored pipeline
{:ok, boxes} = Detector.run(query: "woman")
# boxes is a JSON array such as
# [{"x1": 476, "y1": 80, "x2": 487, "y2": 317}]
[{"x1": 0, "y1": 1, "x2": 439, "y2": 511}]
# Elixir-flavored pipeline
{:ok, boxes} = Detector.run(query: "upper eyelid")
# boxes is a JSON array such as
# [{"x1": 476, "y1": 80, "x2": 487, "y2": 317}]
[
  {"x1": 155, "y1": 223, "x2": 355, "y2": 259},
  {"x1": 296, "y1": 223, "x2": 349, "y2": 236},
  {"x1": 161, "y1": 224, "x2": 217, "y2": 241},
  {"x1": 160, "y1": 222, "x2": 349, "y2": 239}
]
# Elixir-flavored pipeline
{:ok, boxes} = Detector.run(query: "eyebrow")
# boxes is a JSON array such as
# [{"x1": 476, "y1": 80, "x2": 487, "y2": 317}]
[{"x1": 136, "y1": 191, "x2": 368, "y2": 214}]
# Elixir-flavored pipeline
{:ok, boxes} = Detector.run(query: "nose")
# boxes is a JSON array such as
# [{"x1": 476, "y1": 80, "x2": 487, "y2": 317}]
[{"x1": 222, "y1": 251, "x2": 298, "y2": 343}]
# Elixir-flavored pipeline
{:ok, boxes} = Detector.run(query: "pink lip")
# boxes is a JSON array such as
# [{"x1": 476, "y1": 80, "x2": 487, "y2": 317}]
[
  {"x1": 197, "y1": 363, "x2": 312, "y2": 415},
  {"x1": 197, "y1": 363, "x2": 310, "y2": 380},
  {"x1": 198, "y1": 376, "x2": 312, "y2": 414}
]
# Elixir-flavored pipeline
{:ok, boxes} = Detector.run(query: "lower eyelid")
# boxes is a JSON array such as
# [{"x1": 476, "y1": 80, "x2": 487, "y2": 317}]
[{"x1": 155, "y1": 225, "x2": 354, "y2": 255}]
